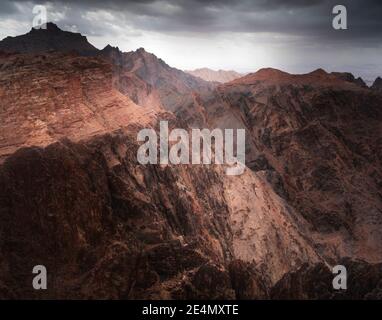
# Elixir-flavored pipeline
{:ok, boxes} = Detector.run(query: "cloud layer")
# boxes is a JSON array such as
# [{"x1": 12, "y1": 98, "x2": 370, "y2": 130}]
[{"x1": 1, "y1": 0, "x2": 381, "y2": 80}]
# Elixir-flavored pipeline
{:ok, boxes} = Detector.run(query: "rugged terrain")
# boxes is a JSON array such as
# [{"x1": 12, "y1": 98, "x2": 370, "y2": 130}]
[{"x1": 0, "y1": 24, "x2": 382, "y2": 299}]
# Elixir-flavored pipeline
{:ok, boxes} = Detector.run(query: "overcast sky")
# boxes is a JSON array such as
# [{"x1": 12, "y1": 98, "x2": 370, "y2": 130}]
[{"x1": 1, "y1": 0, "x2": 381, "y2": 81}]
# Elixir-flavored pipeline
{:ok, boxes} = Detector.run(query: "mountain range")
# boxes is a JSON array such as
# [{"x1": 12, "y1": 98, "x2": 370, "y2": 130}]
[{"x1": 0, "y1": 23, "x2": 381, "y2": 299}]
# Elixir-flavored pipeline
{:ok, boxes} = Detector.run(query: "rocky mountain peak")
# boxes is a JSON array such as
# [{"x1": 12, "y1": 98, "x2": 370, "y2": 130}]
[
  {"x1": 0, "y1": 22, "x2": 98, "y2": 55},
  {"x1": 31, "y1": 22, "x2": 61, "y2": 32}
]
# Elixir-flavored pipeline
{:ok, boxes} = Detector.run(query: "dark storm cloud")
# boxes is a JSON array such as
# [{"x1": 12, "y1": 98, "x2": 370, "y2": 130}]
[
  {"x1": 2, "y1": 0, "x2": 382, "y2": 46},
  {"x1": 0, "y1": 1, "x2": 21, "y2": 15}
]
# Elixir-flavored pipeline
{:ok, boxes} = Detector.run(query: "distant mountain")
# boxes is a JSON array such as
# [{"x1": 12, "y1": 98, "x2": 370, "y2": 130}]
[
  {"x1": 100, "y1": 45, "x2": 216, "y2": 126},
  {"x1": 0, "y1": 22, "x2": 98, "y2": 55},
  {"x1": 230, "y1": 67, "x2": 367, "y2": 88},
  {"x1": 186, "y1": 67, "x2": 243, "y2": 83}
]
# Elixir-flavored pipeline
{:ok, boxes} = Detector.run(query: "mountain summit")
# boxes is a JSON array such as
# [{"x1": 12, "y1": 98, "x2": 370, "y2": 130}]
[{"x1": 0, "y1": 22, "x2": 98, "y2": 55}]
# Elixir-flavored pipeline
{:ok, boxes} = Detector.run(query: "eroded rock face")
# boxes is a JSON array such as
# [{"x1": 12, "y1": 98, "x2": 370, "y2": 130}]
[
  {"x1": 0, "y1": 132, "x2": 233, "y2": 299},
  {"x1": 0, "y1": 52, "x2": 322, "y2": 299},
  {"x1": 0, "y1": 52, "x2": 156, "y2": 161},
  {"x1": 99, "y1": 46, "x2": 216, "y2": 127},
  {"x1": 0, "y1": 26, "x2": 382, "y2": 300},
  {"x1": 218, "y1": 69, "x2": 382, "y2": 264}
]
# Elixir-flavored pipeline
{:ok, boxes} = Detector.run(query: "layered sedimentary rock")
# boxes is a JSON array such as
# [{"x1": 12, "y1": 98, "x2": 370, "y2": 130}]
[{"x1": 0, "y1": 52, "x2": 156, "y2": 161}]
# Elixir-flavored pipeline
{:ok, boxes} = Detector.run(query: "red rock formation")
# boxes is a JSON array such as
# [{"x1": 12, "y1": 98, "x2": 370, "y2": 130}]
[
  {"x1": 99, "y1": 46, "x2": 216, "y2": 127},
  {"x1": 218, "y1": 68, "x2": 382, "y2": 264},
  {"x1": 0, "y1": 52, "x2": 322, "y2": 299},
  {"x1": 0, "y1": 52, "x2": 156, "y2": 162},
  {"x1": 0, "y1": 24, "x2": 382, "y2": 300}
]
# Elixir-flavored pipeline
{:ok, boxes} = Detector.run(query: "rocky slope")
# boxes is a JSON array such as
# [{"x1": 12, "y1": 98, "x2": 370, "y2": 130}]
[
  {"x1": 0, "y1": 52, "x2": 324, "y2": 299},
  {"x1": 186, "y1": 68, "x2": 243, "y2": 83},
  {"x1": 1, "y1": 25, "x2": 382, "y2": 299},
  {"x1": 0, "y1": 23, "x2": 214, "y2": 126},
  {"x1": 218, "y1": 68, "x2": 382, "y2": 263},
  {"x1": 0, "y1": 52, "x2": 155, "y2": 161},
  {"x1": 99, "y1": 46, "x2": 216, "y2": 127}
]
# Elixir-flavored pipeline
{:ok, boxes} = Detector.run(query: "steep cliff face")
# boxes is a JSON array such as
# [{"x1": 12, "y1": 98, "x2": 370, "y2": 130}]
[
  {"x1": 0, "y1": 131, "x2": 231, "y2": 299},
  {"x1": 1, "y1": 25, "x2": 382, "y2": 300},
  {"x1": 218, "y1": 68, "x2": 382, "y2": 263},
  {"x1": 0, "y1": 53, "x2": 322, "y2": 299},
  {"x1": 0, "y1": 52, "x2": 156, "y2": 161}
]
